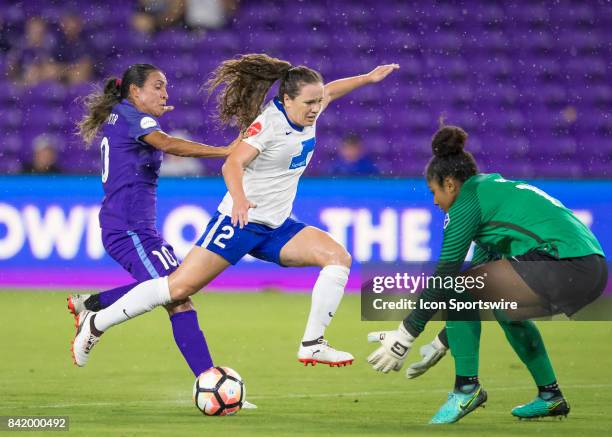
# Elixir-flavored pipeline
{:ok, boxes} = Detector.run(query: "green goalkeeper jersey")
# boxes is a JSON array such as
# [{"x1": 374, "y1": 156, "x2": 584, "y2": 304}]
[{"x1": 405, "y1": 173, "x2": 604, "y2": 335}]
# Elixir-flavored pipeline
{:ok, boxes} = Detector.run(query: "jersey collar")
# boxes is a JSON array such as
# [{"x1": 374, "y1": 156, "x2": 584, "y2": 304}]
[{"x1": 273, "y1": 97, "x2": 304, "y2": 132}]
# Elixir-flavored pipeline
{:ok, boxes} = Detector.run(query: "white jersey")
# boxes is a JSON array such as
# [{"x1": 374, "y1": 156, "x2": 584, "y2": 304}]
[{"x1": 218, "y1": 98, "x2": 317, "y2": 228}]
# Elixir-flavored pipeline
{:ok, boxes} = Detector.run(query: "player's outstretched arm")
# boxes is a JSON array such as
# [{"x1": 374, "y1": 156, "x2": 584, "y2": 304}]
[
  {"x1": 323, "y1": 63, "x2": 399, "y2": 106},
  {"x1": 142, "y1": 130, "x2": 238, "y2": 158},
  {"x1": 222, "y1": 141, "x2": 259, "y2": 228}
]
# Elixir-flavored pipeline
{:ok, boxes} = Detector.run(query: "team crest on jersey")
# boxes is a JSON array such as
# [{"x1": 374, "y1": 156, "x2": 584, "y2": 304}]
[
  {"x1": 443, "y1": 213, "x2": 451, "y2": 229},
  {"x1": 140, "y1": 116, "x2": 157, "y2": 129},
  {"x1": 245, "y1": 121, "x2": 262, "y2": 137}
]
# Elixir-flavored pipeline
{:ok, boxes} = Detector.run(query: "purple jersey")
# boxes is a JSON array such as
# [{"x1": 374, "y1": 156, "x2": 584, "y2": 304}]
[{"x1": 98, "y1": 99, "x2": 162, "y2": 230}]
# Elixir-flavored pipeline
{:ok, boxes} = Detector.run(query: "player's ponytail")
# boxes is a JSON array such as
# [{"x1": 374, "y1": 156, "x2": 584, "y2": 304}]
[
  {"x1": 77, "y1": 78, "x2": 123, "y2": 145},
  {"x1": 206, "y1": 53, "x2": 322, "y2": 131},
  {"x1": 426, "y1": 124, "x2": 478, "y2": 185},
  {"x1": 77, "y1": 63, "x2": 160, "y2": 146}
]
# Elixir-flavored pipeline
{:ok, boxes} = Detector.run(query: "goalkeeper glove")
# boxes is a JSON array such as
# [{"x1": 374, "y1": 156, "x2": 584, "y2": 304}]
[
  {"x1": 405, "y1": 334, "x2": 448, "y2": 379},
  {"x1": 367, "y1": 322, "x2": 415, "y2": 373}
]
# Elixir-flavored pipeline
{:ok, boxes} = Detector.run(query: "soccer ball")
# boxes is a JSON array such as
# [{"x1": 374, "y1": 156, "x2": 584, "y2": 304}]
[{"x1": 193, "y1": 366, "x2": 245, "y2": 416}]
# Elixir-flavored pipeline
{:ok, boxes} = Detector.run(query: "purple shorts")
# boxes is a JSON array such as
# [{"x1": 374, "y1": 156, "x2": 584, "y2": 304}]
[{"x1": 102, "y1": 228, "x2": 179, "y2": 281}]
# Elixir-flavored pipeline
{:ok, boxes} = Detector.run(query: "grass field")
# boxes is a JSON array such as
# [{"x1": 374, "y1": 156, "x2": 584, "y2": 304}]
[{"x1": 1, "y1": 290, "x2": 611, "y2": 436}]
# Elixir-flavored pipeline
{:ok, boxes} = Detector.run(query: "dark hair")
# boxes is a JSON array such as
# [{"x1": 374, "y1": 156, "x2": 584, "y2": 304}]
[
  {"x1": 205, "y1": 53, "x2": 323, "y2": 131},
  {"x1": 77, "y1": 63, "x2": 160, "y2": 145},
  {"x1": 343, "y1": 133, "x2": 362, "y2": 145},
  {"x1": 425, "y1": 125, "x2": 478, "y2": 185}
]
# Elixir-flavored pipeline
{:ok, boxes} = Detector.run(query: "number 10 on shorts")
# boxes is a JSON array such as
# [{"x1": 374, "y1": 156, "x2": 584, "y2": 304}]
[{"x1": 151, "y1": 246, "x2": 178, "y2": 271}]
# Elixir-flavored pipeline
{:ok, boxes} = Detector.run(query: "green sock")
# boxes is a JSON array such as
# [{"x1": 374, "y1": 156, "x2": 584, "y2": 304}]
[
  {"x1": 447, "y1": 320, "x2": 481, "y2": 376},
  {"x1": 495, "y1": 311, "x2": 557, "y2": 386}
]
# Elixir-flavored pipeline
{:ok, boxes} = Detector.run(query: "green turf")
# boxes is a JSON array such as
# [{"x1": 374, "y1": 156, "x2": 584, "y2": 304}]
[{"x1": 1, "y1": 290, "x2": 611, "y2": 436}]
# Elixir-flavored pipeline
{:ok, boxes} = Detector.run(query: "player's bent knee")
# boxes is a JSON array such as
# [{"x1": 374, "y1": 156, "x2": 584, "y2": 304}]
[
  {"x1": 164, "y1": 297, "x2": 194, "y2": 315},
  {"x1": 341, "y1": 251, "x2": 352, "y2": 268},
  {"x1": 324, "y1": 247, "x2": 352, "y2": 268},
  {"x1": 169, "y1": 284, "x2": 198, "y2": 302}
]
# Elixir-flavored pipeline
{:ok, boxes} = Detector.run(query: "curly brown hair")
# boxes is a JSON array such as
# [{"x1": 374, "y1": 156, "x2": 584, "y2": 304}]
[{"x1": 205, "y1": 53, "x2": 323, "y2": 131}]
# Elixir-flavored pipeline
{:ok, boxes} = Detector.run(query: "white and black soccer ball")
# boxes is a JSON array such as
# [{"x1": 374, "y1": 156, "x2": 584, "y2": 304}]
[{"x1": 193, "y1": 366, "x2": 245, "y2": 416}]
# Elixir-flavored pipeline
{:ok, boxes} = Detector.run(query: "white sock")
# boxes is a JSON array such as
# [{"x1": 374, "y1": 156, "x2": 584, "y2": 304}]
[
  {"x1": 94, "y1": 277, "x2": 172, "y2": 332},
  {"x1": 302, "y1": 265, "x2": 350, "y2": 343}
]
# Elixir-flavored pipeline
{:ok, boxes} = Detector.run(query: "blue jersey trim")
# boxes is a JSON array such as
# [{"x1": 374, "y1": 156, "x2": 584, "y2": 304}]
[
  {"x1": 273, "y1": 97, "x2": 304, "y2": 132},
  {"x1": 127, "y1": 231, "x2": 160, "y2": 278}
]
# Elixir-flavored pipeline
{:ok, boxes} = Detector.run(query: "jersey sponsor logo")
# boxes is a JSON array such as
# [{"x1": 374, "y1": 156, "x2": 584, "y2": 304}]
[
  {"x1": 289, "y1": 137, "x2": 316, "y2": 169},
  {"x1": 140, "y1": 116, "x2": 157, "y2": 129},
  {"x1": 246, "y1": 121, "x2": 262, "y2": 137},
  {"x1": 443, "y1": 213, "x2": 450, "y2": 229}
]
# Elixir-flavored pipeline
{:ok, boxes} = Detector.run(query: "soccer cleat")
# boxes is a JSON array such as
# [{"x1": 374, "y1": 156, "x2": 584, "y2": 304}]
[
  {"x1": 242, "y1": 400, "x2": 258, "y2": 409},
  {"x1": 511, "y1": 395, "x2": 570, "y2": 420},
  {"x1": 67, "y1": 294, "x2": 90, "y2": 326},
  {"x1": 297, "y1": 338, "x2": 354, "y2": 367},
  {"x1": 429, "y1": 385, "x2": 488, "y2": 424},
  {"x1": 71, "y1": 311, "x2": 101, "y2": 367}
]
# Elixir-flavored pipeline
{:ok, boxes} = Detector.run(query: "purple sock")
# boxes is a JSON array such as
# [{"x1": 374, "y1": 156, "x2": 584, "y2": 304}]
[
  {"x1": 98, "y1": 282, "x2": 139, "y2": 308},
  {"x1": 170, "y1": 310, "x2": 214, "y2": 376}
]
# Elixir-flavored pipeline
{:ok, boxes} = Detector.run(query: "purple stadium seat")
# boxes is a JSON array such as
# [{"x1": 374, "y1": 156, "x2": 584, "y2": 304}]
[
  {"x1": 471, "y1": 30, "x2": 511, "y2": 52},
  {"x1": 453, "y1": 111, "x2": 480, "y2": 132},
  {"x1": 513, "y1": 4, "x2": 550, "y2": 26},
  {"x1": 560, "y1": 31, "x2": 601, "y2": 53},
  {"x1": 1, "y1": 108, "x2": 22, "y2": 130},
  {"x1": 476, "y1": 4, "x2": 505, "y2": 28},
  {"x1": 552, "y1": 4, "x2": 595, "y2": 26},
  {"x1": 1, "y1": 133, "x2": 23, "y2": 153},
  {"x1": 170, "y1": 81, "x2": 202, "y2": 106},
  {"x1": 244, "y1": 31, "x2": 283, "y2": 52},
  {"x1": 0, "y1": 86, "x2": 23, "y2": 105},
  {"x1": 533, "y1": 58, "x2": 562, "y2": 81},
  {"x1": 0, "y1": 153, "x2": 22, "y2": 174},
  {"x1": 566, "y1": 57, "x2": 608, "y2": 82},
  {"x1": 522, "y1": 31, "x2": 554, "y2": 54},
  {"x1": 478, "y1": 55, "x2": 513, "y2": 80},
  {"x1": 428, "y1": 32, "x2": 463, "y2": 53},
  {"x1": 205, "y1": 31, "x2": 240, "y2": 52},
  {"x1": 0, "y1": 0, "x2": 610, "y2": 177},
  {"x1": 400, "y1": 110, "x2": 431, "y2": 133},
  {"x1": 583, "y1": 161, "x2": 610, "y2": 178},
  {"x1": 158, "y1": 30, "x2": 202, "y2": 53}
]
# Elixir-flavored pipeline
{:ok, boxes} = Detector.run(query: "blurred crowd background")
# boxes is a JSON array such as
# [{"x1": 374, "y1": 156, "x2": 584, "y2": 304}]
[{"x1": 0, "y1": 0, "x2": 610, "y2": 178}]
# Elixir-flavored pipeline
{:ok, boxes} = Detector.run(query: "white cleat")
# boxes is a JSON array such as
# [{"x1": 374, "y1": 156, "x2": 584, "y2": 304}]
[
  {"x1": 242, "y1": 400, "x2": 258, "y2": 409},
  {"x1": 67, "y1": 294, "x2": 90, "y2": 326},
  {"x1": 71, "y1": 311, "x2": 101, "y2": 367},
  {"x1": 297, "y1": 338, "x2": 354, "y2": 367}
]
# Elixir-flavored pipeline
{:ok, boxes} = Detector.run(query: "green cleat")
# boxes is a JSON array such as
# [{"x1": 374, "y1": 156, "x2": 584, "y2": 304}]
[
  {"x1": 429, "y1": 385, "x2": 487, "y2": 424},
  {"x1": 511, "y1": 395, "x2": 570, "y2": 420}
]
